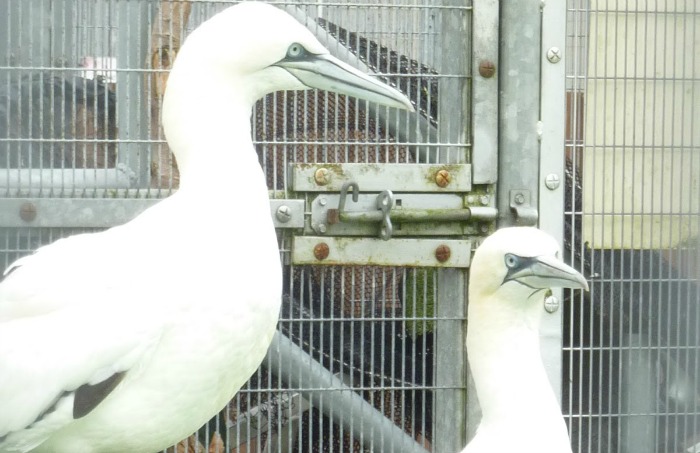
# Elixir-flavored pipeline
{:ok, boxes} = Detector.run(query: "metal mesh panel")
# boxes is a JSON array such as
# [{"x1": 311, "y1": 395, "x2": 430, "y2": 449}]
[
  {"x1": 564, "y1": 2, "x2": 700, "y2": 453},
  {"x1": 0, "y1": 1, "x2": 472, "y2": 452}
]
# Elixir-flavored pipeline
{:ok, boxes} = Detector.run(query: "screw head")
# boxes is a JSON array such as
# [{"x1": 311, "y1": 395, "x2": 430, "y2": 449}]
[
  {"x1": 513, "y1": 193, "x2": 525, "y2": 205},
  {"x1": 479, "y1": 195, "x2": 489, "y2": 206},
  {"x1": 478, "y1": 60, "x2": 496, "y2": 78},
  {"x1": 546, "y1": 47, "x2": 561, "y2": 63},
  {"x1": 314, "y1": 168, "x2": 331, "y2": 186},
  {"x1": 544, "y1": 294, "x2": 560, "y2": 313},
  {"x1": 19, "y1": 202, "x2": 37, "y2": 222},
  {"x1": 275, "y1": 205, "x2": 292, "y2": 223},
  {"x1": 435, "y1": 169, "x2": 451, "y2": 188},
  {"x1": 544, "y1": 173, "x2": 561, "y2": 190},
  {"x1": 319, "y1": 197, "x2": 327, "y2": 206},
  {"x1": 435, "y1": 244, "x2": 451, "y2": 263},
  {"x1": 313, "y1": 242, "x2": 330, "y2": 261}
]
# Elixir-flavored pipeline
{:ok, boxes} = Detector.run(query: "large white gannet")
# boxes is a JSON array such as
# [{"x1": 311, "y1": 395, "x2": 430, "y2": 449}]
[
  {"x1": 0, "y1": 3, "x2": 413, "y2": 452},
  {"x1": 460, "y1": 227, "x2": 589, "y2": 453}
]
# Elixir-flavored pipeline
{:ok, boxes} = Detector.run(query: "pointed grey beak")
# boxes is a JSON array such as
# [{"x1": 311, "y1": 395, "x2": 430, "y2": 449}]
[
  {"x1": 504, "y1": 254, "x2": 589, "y2": 291},
  {"x1": 275, "y1": 52, "x2": 414, "y2": 112}
]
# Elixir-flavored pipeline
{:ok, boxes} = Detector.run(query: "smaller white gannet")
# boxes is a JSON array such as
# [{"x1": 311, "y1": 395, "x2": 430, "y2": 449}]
[
  {"x1": 0, "y1": 2, "x2": 412, "y2": 452},
  {"x1": 460, "y1": 227, "x2": 589, "y2": 453}
]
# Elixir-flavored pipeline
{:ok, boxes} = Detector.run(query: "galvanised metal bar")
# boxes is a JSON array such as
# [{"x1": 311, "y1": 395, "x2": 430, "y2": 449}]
[
  {"x1": 497, "y1": 0, "x2": 541, "y2": 227},
  {"x1": 539, "y1": 0, "x2": 568, "y2": 410},
  {"x1": 433, "y1": 1, "x2": 472, "y2": 451}
]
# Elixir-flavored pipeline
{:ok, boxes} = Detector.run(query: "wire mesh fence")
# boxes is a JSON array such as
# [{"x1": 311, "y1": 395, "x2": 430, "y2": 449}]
[{"x1": 564, "y1": 1, "x2": 700, "y2": 452}]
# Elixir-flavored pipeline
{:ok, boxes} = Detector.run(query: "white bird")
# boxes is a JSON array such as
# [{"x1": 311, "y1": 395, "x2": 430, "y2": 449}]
[
  {"x1": 460, "y1": 227, "x2": 589, "y2": 453},
  {"x1": 0, "y1": 3, "x2": 413, "y2": 452}
]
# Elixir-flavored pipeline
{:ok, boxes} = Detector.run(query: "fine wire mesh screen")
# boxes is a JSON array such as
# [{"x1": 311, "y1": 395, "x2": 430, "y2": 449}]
[
  {"x1": 564, "y1": 2, "x2": 700, "y2": 453},
  {"x1": 0, "y1": 0, "x2": 472, "y2": 452}
]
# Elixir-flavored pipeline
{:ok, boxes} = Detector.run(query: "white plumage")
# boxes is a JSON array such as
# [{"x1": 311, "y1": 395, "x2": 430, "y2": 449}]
[
  {"x1": 460, "y1": 227, "x2": 589, "y2": 453},
  {"x1": 0, "y1": 2, "x2": 412, "y2": 452}
]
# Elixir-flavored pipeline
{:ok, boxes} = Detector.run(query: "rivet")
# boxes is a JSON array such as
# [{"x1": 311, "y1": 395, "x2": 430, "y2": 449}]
[
  {"x1": 544, "y1": 294, "x2": 560, "y2": 313},
  {"x1": 435, "y1": 169, "x2": 451, "y2": 188},
  {"x1": 319, "y1": 197, "x2": 327, "y2": 206},
  {"x1": 313, "y1": 242, "x2": 330, "y2": 261},
  {"x1": 435, "y1": 244, "x2": 451, "y2": 263},
  {"x1": 19, "y1": 202, "x2": 37, "y2": 222},
  {"x1": 478, "y1": 60, "x2": 496, "y2": 78},
  {"x1": 317, "y1": 223, "x2": 327, "y2": 234},
  {"x1": 314, "y1": 168, "x2": 331, "y2": 186},
  {"x1": 546, "y1": 47, "x2": 561, "y2": 64},
  {"x1": 479, "y1": 195, "x2": 489, "y2": 206},
  {"x1": 466, "y1": 195, "x2": 475, "y2": 204},
  {"x1": 513, "y1": 193, "x2": 525, "y2": 205},
  {"x1": 275, "y1": 205, "x2": 292, "y2": 223},
  {"x1": 544, "y1": 173, "x2": 560, "y2": 190}
]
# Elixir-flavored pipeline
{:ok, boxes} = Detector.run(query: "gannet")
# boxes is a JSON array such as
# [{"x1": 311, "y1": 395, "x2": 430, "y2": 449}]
[
  {"x1": 0, "y1": 3, "x2": 413, "y2": 452},
  {"x1": 460, "y1": 227, "x2": 589, "y2": 453}
]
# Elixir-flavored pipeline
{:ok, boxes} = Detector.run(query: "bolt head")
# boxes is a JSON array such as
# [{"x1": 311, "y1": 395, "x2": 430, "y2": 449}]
[
  {"x1": 479, "y1": 195, "x2": 489, "y2": 206},
  {"x1": 313, "y1": 242, "x2": 330, "y2": 261},
  {"x1": 19, "y1": 202, "x2": 37, "y2": 222},
  {"x1": 546, "y1": 47, "x2": 561, "y2": 63},
  {"x1": 513, "y1": 193, "x2": 525, "y2": 205},
  {"x1": 314, "y1": 168, "x2": 331, "y2": 186},
  {"x1": 544, "y1": 173, "x2": 561, "y2": 190},
  {"x1": 544, "y1": 294, "x2": 560, "y2": 313},
  {"x1": 275, "y1": 205, "x2": 292, "y2": 223},
  {"x1": 478, "y1": 60, "x2": 496, "y2": 78},
  {"x1": 435, "y1": 244, "x2": 451, "y2": 263},
  {"x1": 319, "y1": 197, "x2": 327, "y2": 206},
  {"x1": 435, "y1": 169, "x2": 451, "y2": 188}
]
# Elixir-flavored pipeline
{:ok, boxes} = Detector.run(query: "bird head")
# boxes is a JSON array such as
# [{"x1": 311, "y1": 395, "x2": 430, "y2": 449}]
[
  {"x1": 173, "y1": 1, "x2": 414, "y2": 110},
  {"x1": 469, "y1": 227, "x2": 589, "y2": 305}
]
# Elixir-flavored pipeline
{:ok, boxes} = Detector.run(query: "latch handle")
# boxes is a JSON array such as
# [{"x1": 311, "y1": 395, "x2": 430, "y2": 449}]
[{"x1": 376, "y1": 190, "x2": 394, "y2": 240}]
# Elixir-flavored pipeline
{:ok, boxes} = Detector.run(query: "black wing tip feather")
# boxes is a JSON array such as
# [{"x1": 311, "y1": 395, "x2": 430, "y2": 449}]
[{"x1": 73, "y1": 371, "x2": 127, "y2": 419}]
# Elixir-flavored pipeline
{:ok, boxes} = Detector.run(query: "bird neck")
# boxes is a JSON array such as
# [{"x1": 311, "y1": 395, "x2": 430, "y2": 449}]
[
  {"x1": 466, "y1": 295, "x2": 562, "y2": 424},
  {"x1": 161, "y1": 63, "x2": 263, "y2": 194}
]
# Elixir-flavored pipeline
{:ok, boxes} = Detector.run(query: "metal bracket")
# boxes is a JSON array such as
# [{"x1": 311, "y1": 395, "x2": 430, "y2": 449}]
[{"x1": 509, "y1": 189, "x2": 538, "y2": 226}]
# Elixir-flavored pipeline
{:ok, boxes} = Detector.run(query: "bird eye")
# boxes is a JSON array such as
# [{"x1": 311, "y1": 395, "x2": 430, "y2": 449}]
[
  {"x1": 504, "y1": 253, "x2": 519, "y2": 268},
  {"x1": 287, "y1": 43, "x2": 305, "y2": 58}
]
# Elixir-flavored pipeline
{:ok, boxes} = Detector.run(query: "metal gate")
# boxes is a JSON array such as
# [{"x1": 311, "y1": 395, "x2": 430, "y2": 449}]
[
  {"x1": 0, "y1": 0, "x2": 696, "y2": 452},
  {"x1": 0, "y1": 1, "x2": 478, "y2": 451}
]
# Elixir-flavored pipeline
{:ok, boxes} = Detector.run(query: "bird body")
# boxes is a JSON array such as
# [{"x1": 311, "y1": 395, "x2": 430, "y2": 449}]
[
  {"x1": 461, "y1": 227, "x2": 588, "y2": 453},
  {"x1": 0, "y1": 2, "x2": 412, "y2": 452}
]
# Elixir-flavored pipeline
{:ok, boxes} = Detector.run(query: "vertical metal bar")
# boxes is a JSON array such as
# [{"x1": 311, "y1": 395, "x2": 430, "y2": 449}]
[
  {"x1": 497, "y1": 0, "x2": 541, "y2": 226},
  {"x1": 539, "y1": 0, "x2": 567, "y2": 408},
  {"x1": 471, "y1": 0, "x2": 498, "y2": 184},
  {"x1": 115, "y1": 1, "x2": 151, "y2": 188},
  {"x1": 433, "y1": 2, "x2": 469, "y2": 452},
  {"x1": 434, "y1": 268, "x2": 467, "y2": 452}
]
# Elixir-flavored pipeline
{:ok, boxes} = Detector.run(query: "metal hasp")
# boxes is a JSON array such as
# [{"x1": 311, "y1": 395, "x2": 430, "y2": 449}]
[
  {"x1": 509, "y1": 189, "x2": 538, "y2": 226},
  {"x1": 322, "y1": 181, "x2": 498, "y2": 240}
]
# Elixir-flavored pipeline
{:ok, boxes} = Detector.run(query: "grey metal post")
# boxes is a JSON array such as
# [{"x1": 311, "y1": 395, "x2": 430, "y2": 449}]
[
  {"x1": 433, "y1": 3, "x2": 470, "y2": 452},
  {"x1": 539, "y1": 0, "x2": 568, "y2": 407},
  {"x1": 115, "y1": 1, "x2": 152, "y2": 187},
  {"x1": 497, "y1": 0, "x2": 542, "y2": 227}
]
